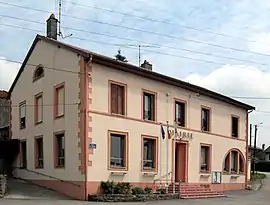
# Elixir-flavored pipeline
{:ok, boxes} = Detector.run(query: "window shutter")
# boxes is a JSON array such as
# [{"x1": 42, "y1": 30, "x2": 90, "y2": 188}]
[
  {"x1": 117, "y1": 86, "x2": 124, "y2": 115},
  {"x1": 150, "y1": 95, "x2": 155, "y2": 120},
  {"x1": 111, "y1": 84, "x2": 118, "y2": 114}
]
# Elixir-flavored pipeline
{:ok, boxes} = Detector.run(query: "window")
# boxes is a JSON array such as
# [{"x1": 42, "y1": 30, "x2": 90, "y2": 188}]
[
  {"x1": 110, "y1": 82, "x2": 126, "y2": 115},
  {"x1": 223, "y1": 150, "x2": 245, "y2": 174},
  {"x1": 200, "y1": 145, "x2": 211, "y2": 172},
  {"x1": 175, "y1": 100, "x2": 186, "y2": 127},
  {"x1": 19, "y1": 102, "x2": 26, "y2": 129},
  {"x1": 109, "y1": 132, "x2": 128, "y2": 169},
  {"x1": 201, "y1": 107, "x2": 210, "y2": 132},
  {"x1": 54, "y1": 84, "x2": 65, "y2": 118},
  {"x1": 33, "y1": 65, "x2": 44, "y2": 82},
  {"x1": 231, "y1": 151, "x2": 238, "y2": 173},
  {"x1": 35, "y1": 137, "x2": 44, "y2": 168},
  {"x1": 232, "y1": 116, "x2": 239, "y2": 138},
  {"x1": 34, "y1": 93, "x2": 43, "y2": 124},
  {"x1": 143, "y1": 91, "x2": 156, "y2": 121},
  {"x1": 20, "y1": 140, "x2": 27, "y2": 169},
  {"x1": 55, "y1": 133, "x2": 65, "y2": 168},
  {"x1": 142, "y1": 137, "x2": 157, "y2": 170},
  {"x1": 224, "y1": 154, "x2": 230, "y2": 172}
]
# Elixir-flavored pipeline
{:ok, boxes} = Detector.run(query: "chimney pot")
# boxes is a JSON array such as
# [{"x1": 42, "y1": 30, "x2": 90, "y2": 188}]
[
  {"x1": 46, "y1": 13, "x2": 58, "y2": 40},
  {"x1": 141, "y1": 60, "x2": 152, "y2": 71}
]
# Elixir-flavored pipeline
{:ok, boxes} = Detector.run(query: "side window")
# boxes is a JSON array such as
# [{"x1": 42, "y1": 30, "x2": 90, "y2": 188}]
[{"x1": 19, "y1": 101, "x2": 26, "y2": 129}]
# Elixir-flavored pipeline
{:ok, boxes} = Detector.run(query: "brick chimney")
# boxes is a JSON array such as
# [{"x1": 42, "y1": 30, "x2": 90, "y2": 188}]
[
  {"x1": 262, "y1": 144, "x2": 265, "y2": 151},
  {"x1": 141, "y1": 60, "x2": 152, "y2": 71},
  {"x1": 46, "y1": 14, "x2": 58, "y2": 40}
]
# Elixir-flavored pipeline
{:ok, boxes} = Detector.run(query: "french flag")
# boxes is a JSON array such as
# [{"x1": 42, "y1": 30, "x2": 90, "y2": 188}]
[
  {"x1": 161, "y1": 124, "x2": 165, "y2": 139},
  {"x1": 167, "y1": 123, "x2": 172, "y2": 139}
]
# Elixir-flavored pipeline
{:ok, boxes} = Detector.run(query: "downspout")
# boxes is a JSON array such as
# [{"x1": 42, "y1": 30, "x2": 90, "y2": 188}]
[
  {"x1": 84, "y1": 55, "x2": 93, "y2": 200},
  {"x1": 245, "y1": 109, "x2": 254, "y2": 188}
]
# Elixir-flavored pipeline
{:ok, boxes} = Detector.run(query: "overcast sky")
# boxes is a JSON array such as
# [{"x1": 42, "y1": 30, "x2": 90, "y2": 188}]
[{"x1": 0, "y1": 0, "x2": 270, "y2": 147}]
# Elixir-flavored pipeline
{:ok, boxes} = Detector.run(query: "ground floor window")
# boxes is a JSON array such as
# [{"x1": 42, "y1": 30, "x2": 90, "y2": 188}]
[
  {"x1": 20, "y1": 140, "x2": 27, "y2": 169},
  {"x1": 200, "y1": 144, "x2": 211, "y2": 173},
  {"x1": 142, "y1": 136, "x2": 157, "y2": 171},
  {"x1": 109, "y1": 131, "x2": 128, "y2": 169},
  {"x1": 54, "y1": 132, "x2": 65, "y2": 168},
  {"x1": 223, "y1": 149, "x2": 245, "y2": 174},
  {"x1": 35, "y1": 137, "x2": 44, "y2": 168}
]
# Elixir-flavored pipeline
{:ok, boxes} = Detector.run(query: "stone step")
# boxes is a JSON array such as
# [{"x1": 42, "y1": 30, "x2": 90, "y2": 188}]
[
  {"x1": 180, "y1": 190, "x2": 220, "y2": 194},
  {"x1": 181, "y1": 192, "x2": 224, "y2": 197},
  {"x1": 181, "y1": 194, "x2": 225, "y2": 199}
]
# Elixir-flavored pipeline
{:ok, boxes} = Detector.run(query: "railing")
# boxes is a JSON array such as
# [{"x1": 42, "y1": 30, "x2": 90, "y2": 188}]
[{"x1": 13, "y1": 167, "x2": 81, "y2": 187}]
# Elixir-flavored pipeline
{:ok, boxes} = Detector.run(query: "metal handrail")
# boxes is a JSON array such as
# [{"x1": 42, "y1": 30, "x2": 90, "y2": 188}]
[
  {"x1": 154, "y1": 171, "x2": 172, "y2": 183},
  {"x1": 13, "y1": 167, "x2": 81, "y2": 187}
]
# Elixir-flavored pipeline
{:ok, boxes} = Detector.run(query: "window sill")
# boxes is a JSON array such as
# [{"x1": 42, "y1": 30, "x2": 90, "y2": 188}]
[
  {"x1": 201, "y1": 130, "x2": 210, "y2": 133},
  {"x1": 142, "y1": 119, "x2": 156, "y2": 123},
  {"x1": 20, "y1": 127, "x2": 26, "y2": 130},
  {"x1": 35, "y1": 166, "x2": 44, "y2": 169},
  {"x1": 142, "y1": 171, "x2": 158, "y2": 176},
  {"x1": 110, "y1": 171, "x2": 127, "y2": 176},
  {"x1": 20, "y1": 166, "x2": 26, "y2": 169},
  {"x1": 111, "y1": 113, "x2": 126, "y2": 117},
  {"x1": 55, "y1": 166, "x2": 65, "y2": 169},
  {"x1": 200, "y1": 170, "x2": 211, "y2": 174},
  {"x1": 35, "y1": 121, "x2": 43, "y2": 126},
  {"x1": 222, "y1": 171, "x2": 244, "y2": 175},
  {"x1": 55, "y1": 114, "x2": 64, "y2": 120}
]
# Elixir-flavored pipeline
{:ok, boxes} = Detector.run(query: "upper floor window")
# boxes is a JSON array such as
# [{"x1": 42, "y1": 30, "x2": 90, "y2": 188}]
[
  {"x1": 142, "y1": 137, "x2": 157, "y2": 171},
  {"x1": 33, "y1": 65, "x2": 44, "y2": 82},
  {"x1": 143, "y1": 91, "x2": 156, "y2": 121},
  {"x1": 19, "y1": 101, "x2": 26, "y2": 129},
  {"x1": 201, "y1": 107, "x2": 210, "y2": 132},
  {"x1": 109, "y1": 131, "x2": 128, "y2": 170},
  {"x1": 34, "y1": 93, "x2": 43, "y2": 124},
  {"x1": 175, "y1": 100, "x2": 186, "y2": 127},
  {"x1": 110, "y1": 82, "x2": 126, "y2": 115},
  {"x1": 54, "y1": 83, "x2": 65, "y2": 118},
  {"x1": 231, "y1": 116, "x2": 239, "y2": 138}
]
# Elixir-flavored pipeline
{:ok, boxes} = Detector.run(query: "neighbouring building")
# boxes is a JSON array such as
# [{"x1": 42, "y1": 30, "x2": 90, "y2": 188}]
[
  {"x1": 9, "y1": 14, "x2": 255, "y2": 200},
  {"x1": 0, "y1": 90, "x2": 9, "y2": 140}
]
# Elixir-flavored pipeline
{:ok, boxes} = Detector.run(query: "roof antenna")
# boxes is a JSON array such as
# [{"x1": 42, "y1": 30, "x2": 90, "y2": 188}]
[{"x1": 57, "y1": 0, "x2": 72, "y2": 39}]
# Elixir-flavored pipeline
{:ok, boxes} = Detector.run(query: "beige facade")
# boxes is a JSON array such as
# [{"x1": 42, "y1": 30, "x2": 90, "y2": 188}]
[
  {"x1": 10, "y1": 39, "x2": 85, "y2": 198},
  {"x1": 89, "y1": 63, "x2": 248, "y2": 191},
  {"x1": 10, "y1": 35, "x2": 254, "y2": 200}
]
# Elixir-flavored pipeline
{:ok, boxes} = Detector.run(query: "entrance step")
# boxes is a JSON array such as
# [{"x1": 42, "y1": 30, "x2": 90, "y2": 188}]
[{"x1": 168, "y1": 183, "x2": 225, "y2": 199}]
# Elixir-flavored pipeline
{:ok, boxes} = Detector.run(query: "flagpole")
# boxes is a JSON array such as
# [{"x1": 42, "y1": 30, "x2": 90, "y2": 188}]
[{"x1": 166, "y1": 121, "x2": 169, "y2": 187}]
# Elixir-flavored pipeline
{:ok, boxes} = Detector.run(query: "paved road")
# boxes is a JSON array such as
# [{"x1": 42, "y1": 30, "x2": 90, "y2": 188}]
[{"x1": 1, "y1": 175, "x2": 270, "y2": 205}]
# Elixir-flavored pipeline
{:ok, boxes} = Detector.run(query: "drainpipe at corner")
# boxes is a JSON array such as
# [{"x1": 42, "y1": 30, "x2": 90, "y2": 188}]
[
  {"x1": 245, "y1": 109, "x2": 254, "y2": 189},
  {"x1": 84, "y1": 54, "x2": 93, "y2": 200}
]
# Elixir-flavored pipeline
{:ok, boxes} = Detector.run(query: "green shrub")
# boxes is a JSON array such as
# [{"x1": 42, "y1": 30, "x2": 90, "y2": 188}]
[
  {"x1": 132, "y1": 187, "x2": 145, "y2": 195},
  {"x1": 100, "y1": 181, "x2": 116, "y2": 194},
  {"x1": 156, "y1": 188, "x2": 166, "y2": 194},
  {"x1": 116, "y1": 182, "x2": 132, "y2": 194},
  {"x1": 144, "y1": 187, "x2": 152, "y2": 194}
]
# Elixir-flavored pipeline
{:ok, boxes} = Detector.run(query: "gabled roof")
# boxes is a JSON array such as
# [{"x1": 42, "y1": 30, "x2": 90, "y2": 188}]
[
  {"x1": 0, "y1": 90, "x2": 8, "y2": 98},
  {"x1": 264, "y1": 146, "x2": 270, "y2": 153},
  {"x1": 8, "y1": 35, "x2": 255, "y2": 110}
]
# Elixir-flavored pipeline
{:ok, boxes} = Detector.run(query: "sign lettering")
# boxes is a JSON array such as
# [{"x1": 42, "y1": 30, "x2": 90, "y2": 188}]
[{"x1": 168, "y1": 129, "x2": 193, "y2": 140}]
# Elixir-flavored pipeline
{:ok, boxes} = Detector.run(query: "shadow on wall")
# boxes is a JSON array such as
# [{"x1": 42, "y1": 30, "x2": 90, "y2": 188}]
[{"x1": 0, "y1": 139, "x2": 20, "y2": 176}]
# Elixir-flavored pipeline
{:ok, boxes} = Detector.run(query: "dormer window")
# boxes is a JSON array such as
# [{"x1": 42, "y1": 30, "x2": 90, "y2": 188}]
[{"x1": 33, "y1": 65, "x2": 44, "y2": 82}]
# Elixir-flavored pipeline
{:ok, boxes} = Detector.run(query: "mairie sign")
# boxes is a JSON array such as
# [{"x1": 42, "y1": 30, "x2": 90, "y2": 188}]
[{"x1": 168, "y1": 128, "x2": 193, "y2": 140}]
